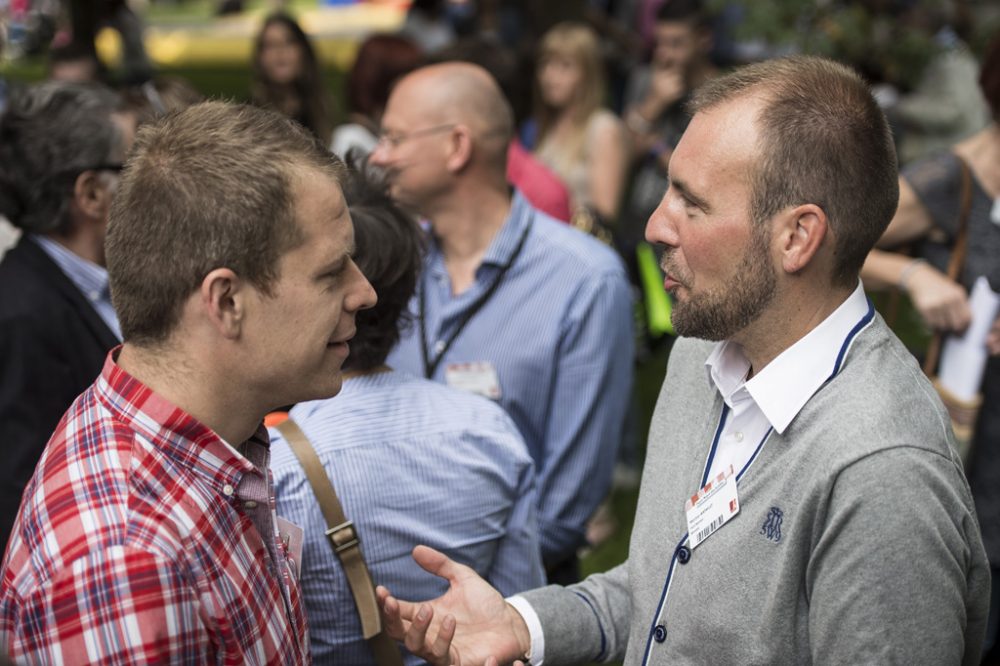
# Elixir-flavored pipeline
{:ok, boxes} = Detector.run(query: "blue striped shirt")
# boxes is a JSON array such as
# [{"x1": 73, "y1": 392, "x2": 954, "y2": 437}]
[
  {"x1": 32, "y1": 234, "x2": 121, "y2": 340},
  {"x1": 269, "y1": 370, "x2": 545, "y2": 665},
  {"x1": 388, "y1": 192, "x2": 635, "y2": 566}
]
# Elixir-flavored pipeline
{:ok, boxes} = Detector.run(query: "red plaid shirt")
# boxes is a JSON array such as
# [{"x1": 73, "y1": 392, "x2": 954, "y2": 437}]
[{"x1": 0, "y1": 351, "x2": 310, "y2": 665}]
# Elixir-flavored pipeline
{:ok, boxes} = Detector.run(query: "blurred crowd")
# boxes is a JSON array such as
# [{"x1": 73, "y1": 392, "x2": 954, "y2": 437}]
[{"x1": 0, "y1": 0, "x2": 999, "y2": 664}]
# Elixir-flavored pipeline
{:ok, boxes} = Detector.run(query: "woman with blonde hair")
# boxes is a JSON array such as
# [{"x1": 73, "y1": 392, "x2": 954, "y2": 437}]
[{"x1": 531, "y1": 22, "x2": 629, "y2": 225}]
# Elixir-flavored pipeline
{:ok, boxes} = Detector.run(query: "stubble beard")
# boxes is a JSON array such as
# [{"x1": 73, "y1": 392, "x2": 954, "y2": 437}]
[{"x1": 664, "y1": 225, "x2": 777, "y2": 341}]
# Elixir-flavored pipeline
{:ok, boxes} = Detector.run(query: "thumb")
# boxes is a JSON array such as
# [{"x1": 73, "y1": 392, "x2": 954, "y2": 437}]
[{"x1": 412, "y1": 545, "x2": 471, "y2": 584}]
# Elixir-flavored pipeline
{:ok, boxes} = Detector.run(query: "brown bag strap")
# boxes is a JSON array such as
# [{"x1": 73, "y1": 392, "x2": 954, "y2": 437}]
[
  {"x1": 275, "y1": 419, "x2": 403, "y2": 666},
  {"x1": 923, "y1": 154, "x2": 974, "y2": 376}
]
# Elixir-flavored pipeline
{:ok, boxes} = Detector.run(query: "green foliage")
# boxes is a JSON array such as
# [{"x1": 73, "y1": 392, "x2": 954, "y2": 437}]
[{"x1": 706, "y1": 0, "x2": 953, "y2": 89}]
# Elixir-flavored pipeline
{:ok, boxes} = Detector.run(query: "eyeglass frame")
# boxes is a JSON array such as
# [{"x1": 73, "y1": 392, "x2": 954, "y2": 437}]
[{"x1": 375, "y1": 123, "x2": 458, "y2": 150}]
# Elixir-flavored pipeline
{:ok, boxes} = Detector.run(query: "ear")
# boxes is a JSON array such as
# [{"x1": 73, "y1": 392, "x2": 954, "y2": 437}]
[
  {"x1": 445, "y1": 125, "x2": 474, "y2": 173},
  {"x1": 199, "y1": 268, "x2": 246, "y2": 340},
  {"x1": 776, "y1": 204, "x2": 828, "y2": 275},
  {"x1": 72, "y1": 170, "x2": 114, "y2": 221}
]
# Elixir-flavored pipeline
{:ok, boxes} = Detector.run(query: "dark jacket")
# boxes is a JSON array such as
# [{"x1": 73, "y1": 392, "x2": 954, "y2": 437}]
[{"x1": 0, "y1": 235, "x2": 117, "y2": 553}]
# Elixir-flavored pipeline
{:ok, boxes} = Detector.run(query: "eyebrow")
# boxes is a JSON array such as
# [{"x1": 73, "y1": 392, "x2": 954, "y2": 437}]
[
  {"x1": 318, "y1": 243, "x2": 355, "y2": 276},
  {"x1": 667, "y1": 175, "x2": 712, "y2": 213}
]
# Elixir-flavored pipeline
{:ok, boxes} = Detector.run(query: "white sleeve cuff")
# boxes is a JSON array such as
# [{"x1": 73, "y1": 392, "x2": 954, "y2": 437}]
[{"x1": 506, "y1": 595, "x2": 545, "y2": 665}]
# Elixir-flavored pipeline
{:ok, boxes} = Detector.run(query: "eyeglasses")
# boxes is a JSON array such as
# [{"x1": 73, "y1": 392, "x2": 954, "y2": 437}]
[{"x1": 375, "y1": 124, "x2": 456, "y2": 149}]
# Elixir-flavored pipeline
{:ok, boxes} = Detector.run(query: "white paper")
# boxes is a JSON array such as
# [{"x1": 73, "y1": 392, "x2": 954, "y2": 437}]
[{"x1": 938, "y1": 276, "x2": 1000, "y2": 401}]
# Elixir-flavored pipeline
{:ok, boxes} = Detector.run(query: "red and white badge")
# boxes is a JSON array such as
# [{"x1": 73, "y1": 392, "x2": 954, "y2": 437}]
[
  {"x1": 445, "y1": 361, "x2": 502, "y2": 400},
  {"x1": 685, "y1": 465, "x2": 740, "y2": 549}
]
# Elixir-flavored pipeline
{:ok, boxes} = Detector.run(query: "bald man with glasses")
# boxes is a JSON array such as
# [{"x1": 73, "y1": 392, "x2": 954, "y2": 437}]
[{"x1": 370, "y1": 63, "x2": 635, "y2": 584}]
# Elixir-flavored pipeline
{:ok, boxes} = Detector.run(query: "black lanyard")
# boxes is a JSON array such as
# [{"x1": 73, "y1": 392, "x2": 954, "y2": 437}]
[{"x1": 419, "y1": 219, "x2": 533, "y2": 379}]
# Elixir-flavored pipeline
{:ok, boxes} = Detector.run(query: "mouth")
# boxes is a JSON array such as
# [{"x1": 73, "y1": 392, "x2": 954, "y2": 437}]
[
  {"x1": 327, "y1": 329, "x2": 356, "y2": 355},
  {"x1": 660, "y1": 261, "x2": 684, "y2": 292}
]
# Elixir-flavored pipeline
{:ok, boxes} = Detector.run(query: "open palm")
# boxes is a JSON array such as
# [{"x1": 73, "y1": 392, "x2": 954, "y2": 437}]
[{"x1": 377, "y1": 546, "x2": 531, "y2": 666}]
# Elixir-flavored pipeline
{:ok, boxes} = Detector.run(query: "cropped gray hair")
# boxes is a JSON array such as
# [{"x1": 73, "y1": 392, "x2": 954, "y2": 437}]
[{"x1": 0, "y1": 81, "x2": 124, "y2": 234}]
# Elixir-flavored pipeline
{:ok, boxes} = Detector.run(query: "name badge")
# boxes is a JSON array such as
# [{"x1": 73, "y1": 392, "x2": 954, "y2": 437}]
[
  {"x1": 685, "y1": 465, "x2": 740, "y2": 549},
  {"x1": 445, "y1": 361, "x2": 501, "y2": 400},
  {"x1": 276, "y1": 516, "x2": 304, "y2": 580}
]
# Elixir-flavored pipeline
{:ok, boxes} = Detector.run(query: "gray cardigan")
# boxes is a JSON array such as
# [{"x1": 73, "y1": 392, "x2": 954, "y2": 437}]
[{"x1": 523, "y1": 314, "x2": 990, "y2": 664}]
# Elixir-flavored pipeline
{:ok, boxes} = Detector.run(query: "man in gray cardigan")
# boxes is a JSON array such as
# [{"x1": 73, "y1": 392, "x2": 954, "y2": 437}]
[{"x1": 377, "y1": 56, "x2": 992, "y2": 665}]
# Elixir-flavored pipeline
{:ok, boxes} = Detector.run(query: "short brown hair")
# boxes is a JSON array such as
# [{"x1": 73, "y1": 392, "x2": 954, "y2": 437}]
[
  {"x1": 691, "y1": 56, "x2": 899, "y2": 288},
  {"x1": 106, "y1": 101, "x2": 347, "y2": 346}
]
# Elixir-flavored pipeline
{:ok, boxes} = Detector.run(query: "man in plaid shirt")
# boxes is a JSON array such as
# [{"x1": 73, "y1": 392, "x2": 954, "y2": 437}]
[{"x1": 0, "y1": 102, "x2": 376, "y2": 664}]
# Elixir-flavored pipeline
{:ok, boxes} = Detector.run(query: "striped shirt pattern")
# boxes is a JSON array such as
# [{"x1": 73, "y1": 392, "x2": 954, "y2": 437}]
[
  {"x1": 270, "y1": 370, "x2": 545, "y2": 665},
  {"x1": 32, "y1": 234, "x2": 122, "y2": 340},
  {"x1": 388, "y1": 193, "x2": 635, "y2": 566},
  {"x1": 0, "y1": 352, "x2": 310, "y2": 665}
]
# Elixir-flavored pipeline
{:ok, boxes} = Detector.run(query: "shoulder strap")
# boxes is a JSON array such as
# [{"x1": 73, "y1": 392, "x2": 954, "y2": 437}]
[
  {"x1": 923, "y1": 153, "x2": 973, "y2": 376},
  {"x1": 275, "y1": 418, "x2": 403, "y2": 666}
]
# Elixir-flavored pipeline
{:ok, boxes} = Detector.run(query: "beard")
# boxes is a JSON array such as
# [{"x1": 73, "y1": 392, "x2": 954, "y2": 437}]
[{"x1": 662, "y1": 224, "x2": 777, "y2": 341}]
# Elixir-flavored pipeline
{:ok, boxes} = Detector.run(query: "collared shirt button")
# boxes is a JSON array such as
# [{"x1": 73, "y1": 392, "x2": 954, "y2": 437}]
[
  {"x1": 676, "y1": 545, "x2": 691, "y2": 564},
  {"x1": 243, "y1": 500, "x2": 258, "y2": 509},
  {"x1": 434, "y1": 340, "x2": 446, "y2": 355},
  {"x1": 735, "y1": 431, "x2": 744, "y2": 442},
  {"x1": 653, "y1": 624, "x2": 667, "y2": 643},
  {"x1": 88, "y1": 290, "x2": 101, "y2": 301},
  {"x1": 222, "y1": 484, "x2": 234, "y2": 497}
]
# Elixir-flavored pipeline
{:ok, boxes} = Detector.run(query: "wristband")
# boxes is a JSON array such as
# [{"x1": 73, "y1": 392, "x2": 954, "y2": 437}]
[{"x1": 897, "y1": 257, "x2": 927, "y2": 291}]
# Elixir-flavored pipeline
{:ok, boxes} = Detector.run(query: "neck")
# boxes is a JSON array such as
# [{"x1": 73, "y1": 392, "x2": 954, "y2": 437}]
[
  {"x1": 117, "y1": 341, "x2": 264, "y2": 446},
  {"x1": 343, "y1": 364, "x2": 391, "y2": 379},
  {"x1": 426, "y1": 183, "x2": 511, "y2": 293},
  {"x1": 46, "y1": 224, "x2": 103, "y2": 266},
  {"x1": 735, "y1": 281, "x2": 854, "y2": 376}
]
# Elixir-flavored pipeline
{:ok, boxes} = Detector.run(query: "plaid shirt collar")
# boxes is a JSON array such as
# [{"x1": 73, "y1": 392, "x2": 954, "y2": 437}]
[{"x1": 95, "y1": 348, "x2": 267, "y2": 495}]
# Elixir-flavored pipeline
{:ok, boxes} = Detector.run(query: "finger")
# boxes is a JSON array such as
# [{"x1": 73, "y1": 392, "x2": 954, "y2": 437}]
[
  {"x1": 379, "y1": 587, "x2": 422, "y2": 622},
  {"x1": 381, "y1": 594, "x2": 410, "y2": 641},
  {"x1": 429, "y1": 614, "x2": 457, "y2": 664},
  {"x1": 404, "y1": 604, "x2": 434, "y2": 656},
  {"x1": 412, "y1": 545, "x2": 473, "y2": 583}
]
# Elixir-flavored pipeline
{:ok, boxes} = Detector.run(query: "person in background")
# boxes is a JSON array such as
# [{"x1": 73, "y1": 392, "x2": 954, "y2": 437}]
[
  {"x1": 269, "y1": 159, "x2": 544, "y2": 664},
  {"x1": 122, "y1": 75, "x2": 204, "y2": 128},
  {"x1": 400, "y1": 0, "x2": 456, "y2": 55},
  {"x1": 371, "y1": 62, "x2": 634, "y2": 585},
  {"x1": 47, "y1": 42, "x2": 105, "y2": 83},
  {"x1": 861, "y1": 32, "x2": 1000, "y2": 661},
  {"x1": 620, "y1": 0, "x2": 717, "y2": 250},
  {"x1": 331, "y1": 33, "x2": 423, "y2": 158},
  {"x1": 252, "y1": 12, "x2": 333, "y2": 145},
  {"x1": 530, "y1": 21, "x2": 629, "y2": 225},
  {"x1": 0, "y1": 82, "x2": 134, "y2": 554},
  {"x1": 378, "y1": 55, "x2": 990, "y2": 666},
  {"x1": 435, "y1": 36, "x2": 573, "y2": 222},
  {"x1": 0, "y1": 101, "x2": 376, "y2": 663}
]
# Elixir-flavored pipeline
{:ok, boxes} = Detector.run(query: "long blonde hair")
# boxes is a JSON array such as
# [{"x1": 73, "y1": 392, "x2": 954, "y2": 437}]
[{"x1": 534, "y1": 22, "x2": 606, "y2": 145}]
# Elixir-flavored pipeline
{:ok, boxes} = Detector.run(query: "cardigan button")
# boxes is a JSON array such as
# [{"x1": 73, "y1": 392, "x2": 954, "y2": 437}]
[
  {"x1": 653, "y1": 624, "x2": 667, "y2": 643},
  {"x1": 676, "y1": 545, "x2": 691, "y2": 564}
]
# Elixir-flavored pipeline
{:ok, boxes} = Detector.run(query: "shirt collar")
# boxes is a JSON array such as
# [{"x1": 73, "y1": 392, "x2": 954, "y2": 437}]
[
  {"x1": 95, "y1": 348, "x2": 265, "y2": 493},
  {"x1": 705, "y1": 282, "x2": 873, "y2": 434},
  {"x1": 32, "y1": 234, "x2": 111, "y2": 304},
  {"x1": 425, "y1": 190, "x2": 531, "y2": 280}
]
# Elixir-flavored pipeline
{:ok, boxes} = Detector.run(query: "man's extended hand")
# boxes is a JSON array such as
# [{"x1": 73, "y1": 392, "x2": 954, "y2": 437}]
[{"x1": 376, "y1": 546, "x2": 532, "y2": 666}]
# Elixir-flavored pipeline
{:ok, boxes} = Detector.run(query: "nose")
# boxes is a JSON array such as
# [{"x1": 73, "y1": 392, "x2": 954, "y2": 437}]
[
  {"x1": 346, "y1": 260, "x2": 378, "y2": 312},
  {"x1": 369, "y1": 140, "x2": 389, "y2": 167},
  {"x1": 645, "y1": 189, "x2": 680, "y2": 248}
]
